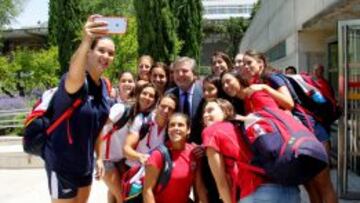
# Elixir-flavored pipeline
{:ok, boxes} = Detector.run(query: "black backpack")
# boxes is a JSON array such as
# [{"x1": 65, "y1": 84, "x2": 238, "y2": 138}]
[
  {"x1": 23, "y1": 88, "x2": 83, "y2": 157},
  {"x1": 23, "y1": 80, "x2": 88, "y2": 157}
]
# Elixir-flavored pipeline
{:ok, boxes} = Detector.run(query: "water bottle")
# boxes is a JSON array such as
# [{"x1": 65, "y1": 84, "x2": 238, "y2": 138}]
[
  {"x1": 129, "y1": 180, "x2": 142, "y2": 196},
  {"x1": 309, "y1": 90, "x2": 326, "y2": 104}
]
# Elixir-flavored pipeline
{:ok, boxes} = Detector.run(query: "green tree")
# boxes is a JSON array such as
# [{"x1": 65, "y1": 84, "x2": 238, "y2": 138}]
[
  {"x1": 134, "y1": 0, "x2": 179, "y2": 63},
  {"x1": 224, "y1": 17, "x2": 248, "y2": 58},
  {"x1": 48, "y1": 0, "x2": 86, "y2": 74},
  {"x1": 0, "y1": 0, "x2": 22, "y2": 28},
  {"x1": 47, "y1": 0, "x2": 58, "y2": 46},
  {"x1": 49, "y1": 0, "x2": 138, "y2": 81},
  {"x1": 0, "y1": 47, "x2": 60, "y2": 97},
  {"x1": 170, "y1": 0, "x2": 202, "y2": 63},
  {"x1": 82, "y1": 0, "x2": 138, "y2": 81}
]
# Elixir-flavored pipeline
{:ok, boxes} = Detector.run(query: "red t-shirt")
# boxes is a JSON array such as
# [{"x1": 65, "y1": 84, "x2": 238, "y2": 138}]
[
  {"x1": 146, "y1": 143, "x2": 197, "y2": 203},
  {"x1": 202, "y1": 122, "x2": 264, "y2": 202},
  {"x1": 244, "y1": 90, "x2": 279, "y2": 114}
]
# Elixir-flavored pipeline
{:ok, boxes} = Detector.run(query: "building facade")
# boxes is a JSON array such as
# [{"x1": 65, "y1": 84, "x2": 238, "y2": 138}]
[
  {"x1": 240, "y1": 0, "x2": 360, "y2": 199},
  {"x1": 202, "y1": 0, "x2": 256, "y2": 20},
  {"x1": 200, "y1": 0, "x2": 257, "y2": 68}
]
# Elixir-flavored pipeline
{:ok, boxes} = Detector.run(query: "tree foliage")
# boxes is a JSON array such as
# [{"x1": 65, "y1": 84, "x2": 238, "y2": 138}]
[
  {"x1": 48, "y1": 0, "x2": 138, "y2": 81},
  {"x1": 49, "y1": 0, "x2": 86, "y2": 74},
  {"x1": 0, "y1": 0, "x2": 22, "y2": 28},
  {"x1": 0, "y1": 47, "x2": 60, "y2": 97},
  {"x1": 225, "y1": 17, "x2": 249, "y2": 58},
  {"x1": 82, "y1": 0, "x2": 138, "y2": 80},
  {"x1": 170, "y1": 0, "x2": 202, "y2": 63},
  {"x1": 134, "y1": 0, "x2": 179, "y2": 63}
]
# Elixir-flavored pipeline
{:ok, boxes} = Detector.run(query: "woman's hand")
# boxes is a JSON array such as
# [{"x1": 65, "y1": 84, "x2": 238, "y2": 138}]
[
  {"x1": 192, "y1": 145, "x2": 205, "y2": 160},
  {"x1": 138, "y1": 153, "x2": 150, "y2": 165},
  {"x1": 83, "y1": 14, "x2": 108, "y2": 42},
  {"x1": 95, "y1": 159, "x2": 105, "y2": 180},
  {"x1": 248, "y1": 84, "x2": 266, "y2": 94}
]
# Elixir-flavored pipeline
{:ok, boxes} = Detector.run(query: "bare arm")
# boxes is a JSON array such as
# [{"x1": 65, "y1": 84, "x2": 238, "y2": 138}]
[
  {"x1": 65, "y1": 14, "x2": 107, "y2": 94},
  {"x1": 206, "y1": 148, "x2": 232, "y2": 203},
  {"x1": 143, "y1": 165, "x2": 160, "y2": 203},
  {"x1": 249, "y1": 84, "x2": 294, "y2": 110},
  {"x1": 94, "y1": 132, "x2": 104, "y2": 179},
  {"x1": 123, "y1": 132, "x2": 149, "y2": 164},
  {"x1": 194, "y1": 161, "x2": 209, "y2": 203}
]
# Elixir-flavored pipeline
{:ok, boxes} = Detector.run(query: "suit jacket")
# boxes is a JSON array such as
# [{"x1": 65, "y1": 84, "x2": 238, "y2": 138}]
[{"x1": 166, "y1": 81, "x2": 204, "y2": 144}]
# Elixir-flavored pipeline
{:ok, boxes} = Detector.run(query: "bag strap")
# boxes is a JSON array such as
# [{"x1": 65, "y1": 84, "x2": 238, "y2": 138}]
[
  {"x1": 276, "y1": 73, "x2": 302, "y2": 105},
  {"x1": 262, "y1": 107, "x2": 294, "y2": 135},
  {"x1": 103, "y1": 105, "x2": 134, "y2": 159},
  {"x1": 46, "y1": 98, "x2": 83, "y2": 135},
  {"x1": 45, "y1": 79, "x2": 88, "y2": 135},
  {"x1": 155, "y1": 144, "x2": 173, "y2": 193}
]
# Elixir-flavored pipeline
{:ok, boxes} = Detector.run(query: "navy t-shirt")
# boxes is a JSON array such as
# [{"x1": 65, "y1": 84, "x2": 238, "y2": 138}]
[
  {"x1": 44, "y1": 73, "x2": 110, "y2": 175},
  {"x1": 266, "y1": 73, "x2": 286, "y2": 90}
]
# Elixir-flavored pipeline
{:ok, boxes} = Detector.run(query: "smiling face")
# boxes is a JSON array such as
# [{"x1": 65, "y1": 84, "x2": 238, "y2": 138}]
[
  {"x1": 203, "y1": 81, "x2": 218, "y2": 101},
  {"x1": 203, "y1": 101, "x2": 225, "y2": 127},
  {"x1": 88, "y1": 38, "x2": 115, "y2": 74},
  {"x1": 234, "y1": 53, "x2": 244, "y2": 71},
  {"x1": 151, "y1": 66, "x2": 167, "y2": 92},
  {"x1": 168, "y1": 114, "x2": 190, "y2": 144},
  {"x1": 156, "y1": 96, "x2": 176, "y2": 123},
  {"x1": 139, "y1": 86, "x2": 156, "y2": 112},
  {"x1": 174, "y1": 61, "x2": 195, "y2": 91},
  {"x1": 212, "y1": 56, "x2": 229, "y2": 76},
  {"x1": 242, "y1": 54, "x2": 264, "y2": 81},
  {"x1": 138, "y1": 57, "x2": 152, "y2": 81},
  {"x1": 118, "y1": 72, "x2": 135, "y2": 98},
  {"x1": 221, "y1": 73, "x2": 241, "y2": 97}
]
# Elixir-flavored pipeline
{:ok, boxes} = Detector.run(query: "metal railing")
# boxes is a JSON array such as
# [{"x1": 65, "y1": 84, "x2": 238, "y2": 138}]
[{"x1": 0, "y1": 109, "x2": 29, "y2": 134}]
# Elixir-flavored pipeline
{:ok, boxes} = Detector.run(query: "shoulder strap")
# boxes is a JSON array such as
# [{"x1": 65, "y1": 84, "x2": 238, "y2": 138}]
[
  {"x1": 276, "y1": 73, "x2": 302, "y2": 104},
  {"x1": 45, "y1": 79, "x2": 88, "y2": 135},
  {"x1": 113, "y1": 105, "x2": 134, "y2": 130},
  {"x1": 155, "y1": 144, "x2": 173, "y2": 192},
  {"x1": 46, "y1": 98, "x2": 83, "y2": 135},
  {"x1": 139, "y1": 112, "x2": 152, "y2": 141}
]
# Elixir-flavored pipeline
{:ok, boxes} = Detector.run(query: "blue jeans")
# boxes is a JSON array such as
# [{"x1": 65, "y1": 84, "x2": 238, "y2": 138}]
[{"x1": 239, "y1": 184, "x2": 300, "y2": 203}]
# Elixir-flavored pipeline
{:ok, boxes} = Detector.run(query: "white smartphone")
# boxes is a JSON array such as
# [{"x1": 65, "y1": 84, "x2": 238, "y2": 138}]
[{"x1": 95, "y1": 17, "x2": 127, "y2": 34}]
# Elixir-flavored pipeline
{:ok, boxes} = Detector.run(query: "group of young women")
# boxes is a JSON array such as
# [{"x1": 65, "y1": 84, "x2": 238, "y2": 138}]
[{"x1": 43, "y1": 15, "x2": 337, "y2": 203}]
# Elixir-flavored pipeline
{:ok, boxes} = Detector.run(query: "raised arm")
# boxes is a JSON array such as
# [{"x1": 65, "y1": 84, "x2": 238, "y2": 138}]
[{"x1": 65, "y1": 14, "x2": 107, "y2": 94}]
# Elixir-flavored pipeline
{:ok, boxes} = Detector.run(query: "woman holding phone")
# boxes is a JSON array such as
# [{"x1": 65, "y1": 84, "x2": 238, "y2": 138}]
[{"x1": 42, "y1": 15, "x2": 114, "y2": 203}]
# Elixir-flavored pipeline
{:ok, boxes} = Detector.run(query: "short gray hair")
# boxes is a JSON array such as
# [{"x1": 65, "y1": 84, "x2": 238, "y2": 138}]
[{"x1": 173, "y1": 56, "x2": 196, "y2": 72}]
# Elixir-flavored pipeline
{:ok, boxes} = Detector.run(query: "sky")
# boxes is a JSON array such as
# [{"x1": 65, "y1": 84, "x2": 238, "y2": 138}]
[{"x1": 8, "y1": 0, "x2": 49, "y2": 29}]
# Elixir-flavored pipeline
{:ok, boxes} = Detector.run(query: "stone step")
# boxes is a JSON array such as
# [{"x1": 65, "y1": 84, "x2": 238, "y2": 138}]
[
  {"x1": 0, "y1": 137, "x2": 44, "y2": 169},
  {"x1": 0, "y1": 151, "x2": 44, "y2": 169}
]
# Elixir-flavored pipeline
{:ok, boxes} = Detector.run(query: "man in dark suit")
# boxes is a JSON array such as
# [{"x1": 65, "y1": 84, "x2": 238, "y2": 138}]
[{"x1": 166, "y1": 57, "x2": 204, "y2": 144}]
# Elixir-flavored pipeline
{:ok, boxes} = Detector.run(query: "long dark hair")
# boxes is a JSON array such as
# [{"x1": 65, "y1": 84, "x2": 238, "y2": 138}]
[
  {"x1": 212, "y1": 51, "x2": 233, "y2": 72},
  {"x1": 132, "y1": 83, "x2": 159, "y2": 119},
  {"x1": 203, "y1": 74, "x2": 227, "y2": 99},
  {"x1": 150, "y1": 62, "x2": 170, "y2": 93},
  {"x1": 244, "y1": 49, "x2": 273, "y2": 81}
]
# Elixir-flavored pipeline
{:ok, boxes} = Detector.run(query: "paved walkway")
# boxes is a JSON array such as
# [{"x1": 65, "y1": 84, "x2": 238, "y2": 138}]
[
  {"x1": 0, "y1": 137, "x2": 360, "y2": 202},
  {"x1": 0, "y1": 169, "x2": 107, "y2": 203}
]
